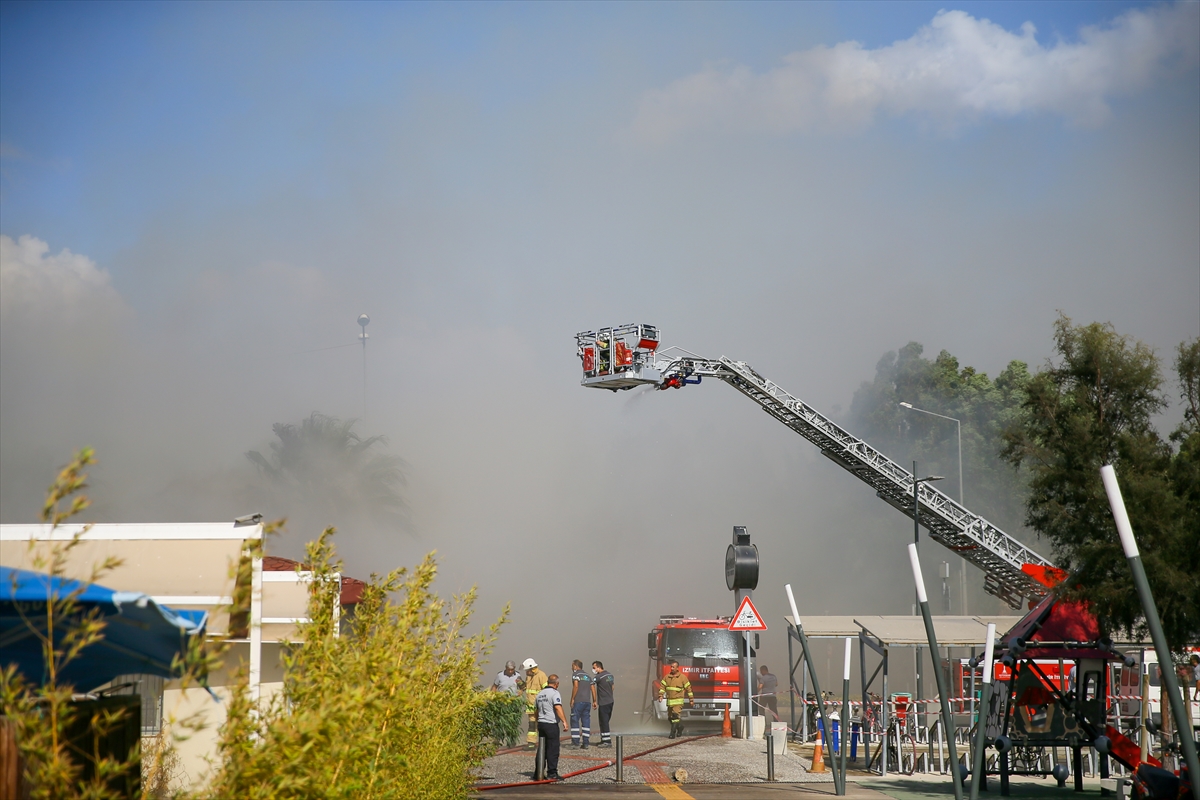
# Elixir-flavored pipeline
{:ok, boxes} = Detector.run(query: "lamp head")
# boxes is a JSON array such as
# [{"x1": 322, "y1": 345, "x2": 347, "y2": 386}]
[
  {"x1": 358, "y1": 314, "x2": 370, "y2": 328},
  {"x1": 899, "y1": 402, "x2": 913, "y2": 408}
]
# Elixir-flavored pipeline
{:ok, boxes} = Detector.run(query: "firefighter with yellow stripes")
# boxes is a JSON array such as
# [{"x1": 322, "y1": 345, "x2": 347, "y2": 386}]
[
  {"x1": 658, "y1": 659, "x2": 693, "y2": 739},
  {"x1": 522, "y1": 658, "x2": 548, "y2": 748}
]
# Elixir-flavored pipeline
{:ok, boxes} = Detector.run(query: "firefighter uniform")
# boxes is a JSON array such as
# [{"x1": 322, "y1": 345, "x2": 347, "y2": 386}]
[
  {"x1": 523, "y1": 665, "x2": 549, "y2": 747},
  {"x1": 658, "y1": 670, "x2": 693, "y2": 739}
]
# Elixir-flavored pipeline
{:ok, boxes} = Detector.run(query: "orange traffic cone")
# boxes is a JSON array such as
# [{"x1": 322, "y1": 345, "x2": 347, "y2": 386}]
[
  {"x1": 810, "y1": 724, "x2": 827, "y2": 773},
  {"x1": 722, "y1": 705, "x2": 732, "y2": 738}
]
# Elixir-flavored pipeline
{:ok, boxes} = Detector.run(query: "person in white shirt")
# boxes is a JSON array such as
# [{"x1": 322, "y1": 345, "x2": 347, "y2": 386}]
[{"x1": 492, "y1": 661, "x2": 525, "y2": 695}]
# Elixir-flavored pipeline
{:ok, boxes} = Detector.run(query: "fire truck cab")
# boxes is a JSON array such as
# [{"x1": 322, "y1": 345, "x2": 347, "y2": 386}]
[{"x1": 647, "y1": 615, "x2": 757, "y2": 723}]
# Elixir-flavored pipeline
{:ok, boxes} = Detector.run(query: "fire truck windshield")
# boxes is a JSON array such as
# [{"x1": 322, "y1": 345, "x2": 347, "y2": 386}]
[{"x1": 664, "y1": 629, "x2": 739, "y2": 660}]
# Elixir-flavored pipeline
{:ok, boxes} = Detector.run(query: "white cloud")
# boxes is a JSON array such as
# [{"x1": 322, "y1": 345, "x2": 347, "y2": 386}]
[
  {"x1": 632, "y1": 3, "x2": 1200, "y2": 141},
  {"x1": 0, "y1": 234, "x2": 126, "y2": 323}
]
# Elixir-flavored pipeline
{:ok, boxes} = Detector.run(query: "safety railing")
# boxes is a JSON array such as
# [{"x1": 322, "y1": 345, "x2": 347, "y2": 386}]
[{"x1": 777, "y1": 689, "x2": 1160, "y2": 777}]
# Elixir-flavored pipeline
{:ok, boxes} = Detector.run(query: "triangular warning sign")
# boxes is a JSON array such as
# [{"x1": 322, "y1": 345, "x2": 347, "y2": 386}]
[{"x1": 728, "y1": 596, "x2": 767, "y2": 631}]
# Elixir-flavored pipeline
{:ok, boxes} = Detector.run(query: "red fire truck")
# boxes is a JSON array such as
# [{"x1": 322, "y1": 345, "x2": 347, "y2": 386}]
[
  {"x1": 647, "y1": 615, "x2": 757, "y2": 724},
  {"x1": 950, "y1": 657, "x2": 1072, "y2": 700}
]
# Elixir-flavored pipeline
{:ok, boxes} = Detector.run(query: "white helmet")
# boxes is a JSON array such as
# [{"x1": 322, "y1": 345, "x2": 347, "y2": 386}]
[{"x1": 522, "y1": 658, "x2": 538, "y2": 670}]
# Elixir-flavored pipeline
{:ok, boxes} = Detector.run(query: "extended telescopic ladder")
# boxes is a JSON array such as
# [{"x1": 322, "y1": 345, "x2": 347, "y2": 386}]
[{"x1": 661, "y1": 356, "x2": 1054, "y2": 609}]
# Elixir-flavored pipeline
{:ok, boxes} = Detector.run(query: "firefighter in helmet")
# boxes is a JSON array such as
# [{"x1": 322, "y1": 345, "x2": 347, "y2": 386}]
[
  {"x1": 596, "y1": 336, "x2": 610, "y2": 375},
  {"x1": 658, "y1": 659, "x2": 693, "y2": 739},
  {"x1": 522, "y1": 658, "x2": 549, "y2": 748}
]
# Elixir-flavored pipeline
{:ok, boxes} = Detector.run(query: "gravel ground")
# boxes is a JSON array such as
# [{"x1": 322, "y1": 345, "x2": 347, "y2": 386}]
[{"x1": 476, "y1": 734, "x2": 836, "y2": 786}]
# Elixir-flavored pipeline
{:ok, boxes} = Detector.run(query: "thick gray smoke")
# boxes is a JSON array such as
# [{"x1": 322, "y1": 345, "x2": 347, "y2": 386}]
[{"x1": 2, "y1": 3, "x2": 1197, "y2": 728}]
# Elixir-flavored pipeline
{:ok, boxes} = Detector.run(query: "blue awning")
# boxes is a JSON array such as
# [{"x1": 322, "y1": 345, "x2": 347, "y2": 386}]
[{"x1": 1, "y1": 566, "x2": 209, "y2": 691}]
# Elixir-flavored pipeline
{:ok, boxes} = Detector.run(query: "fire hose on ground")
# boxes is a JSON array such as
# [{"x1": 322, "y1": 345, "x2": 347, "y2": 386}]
[{"x1": 475, "y1": 732, "x2": 721, "y2": 791}]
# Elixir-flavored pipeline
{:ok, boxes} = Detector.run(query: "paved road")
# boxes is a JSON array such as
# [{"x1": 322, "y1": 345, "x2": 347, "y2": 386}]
[
  {"x1": 474, "y1": 779, "x2": 894, "y2": 799},
  {"x1": 474, "y1": 774, "x2": 1111, "y2": 800}
]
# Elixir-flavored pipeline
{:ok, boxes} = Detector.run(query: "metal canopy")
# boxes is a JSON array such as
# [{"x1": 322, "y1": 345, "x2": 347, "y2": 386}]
[
  {"x1": 2, "y1": 521, "x2": 270, "y2": 700},
  {"x1": 784, "y1": 615, "x2": 1023, "y2": 646}
]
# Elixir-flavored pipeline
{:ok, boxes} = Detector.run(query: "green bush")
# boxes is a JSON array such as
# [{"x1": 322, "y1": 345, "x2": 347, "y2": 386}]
[
  {"x1": 477, "y1": 693, "x2": 525, "y2": 749},
  {"x1": 202, "y1": 529, "x2": 508, "y2": 799}
]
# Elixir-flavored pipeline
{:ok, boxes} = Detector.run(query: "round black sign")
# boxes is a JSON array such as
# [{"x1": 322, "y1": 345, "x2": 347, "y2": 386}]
[{"x1": 725, "y1": 543, "x2": 759, "y2": 591}]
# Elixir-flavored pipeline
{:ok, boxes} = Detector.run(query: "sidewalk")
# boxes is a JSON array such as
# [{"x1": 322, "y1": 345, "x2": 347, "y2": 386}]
[{"x1": 477, "y1": 734, "x2": 835, "y2": 786}]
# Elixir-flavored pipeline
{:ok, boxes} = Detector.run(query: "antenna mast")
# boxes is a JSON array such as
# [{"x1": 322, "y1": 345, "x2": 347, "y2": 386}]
[{"x1": 358, "y1": 313, "x2": 370, "y2": 421}]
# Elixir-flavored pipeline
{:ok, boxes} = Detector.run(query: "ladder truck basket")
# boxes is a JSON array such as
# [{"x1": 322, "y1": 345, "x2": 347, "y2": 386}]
[{"x1": 575, "y1": 324, "x2": 661, "y2": 391}]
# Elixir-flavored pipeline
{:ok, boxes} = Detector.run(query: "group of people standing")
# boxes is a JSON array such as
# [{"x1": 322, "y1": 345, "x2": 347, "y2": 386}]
[{"x1": 491, "y1": 657, "x2": 616, "y2": 781}]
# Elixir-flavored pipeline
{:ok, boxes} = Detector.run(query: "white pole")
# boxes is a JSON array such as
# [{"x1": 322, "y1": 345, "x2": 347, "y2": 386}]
[
  {"x1": 956, "y1": 418, "x2": 963, "y2": 507},
  {"x1": 332, "y1": 572, "x2": 341, "y2": 639},
  {"x1": 746, "y1": 630, "x2": 755, "y2": 739},
  {"x1": 249, "y1": 528, "x2": 263, "y2": 703},
  {"x1": 1101, "y1": 465, "x2": 1200, "y2": 783},
  {"x1": 785, "y1": 584, "x2": 801, "y2": 629},
  {"x1": 982, "y1": 624, "x2": 996, "y2": 685},
  {"x1": 908, "y1": 544, "x2": 928, "y2": 604},
  {"x1": 786, "y1": 583, "x2": 845, "y2": 794},
  {"x1": 910, "y1": 544, "x2": 964, "y2": 800},
  {"x1": 1100, "y1": 466, "x2": 1138, "y2": 558}
]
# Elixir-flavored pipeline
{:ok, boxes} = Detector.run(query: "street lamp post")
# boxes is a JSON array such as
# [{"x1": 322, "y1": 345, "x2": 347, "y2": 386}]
[
  {"x1": 899, "y1": 402, "x2": 962, "y2": 506},
  {"x1": 358, "y1": 314, "x2": 370, "y2": 421},
  {"x1": 913, "y1": 462, "x2": 944, "y2": 729},
  {"x1": 901, "y1": 402, "x2": 964, "y2": 615}
]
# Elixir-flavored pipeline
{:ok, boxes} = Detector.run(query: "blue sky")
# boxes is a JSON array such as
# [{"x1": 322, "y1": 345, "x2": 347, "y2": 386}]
[
  {"x1": 0, "y1": 1, "x2": 1168, "y2": 265},
  {"x1": 2, "y1": 1, "x2": 1197, "y2": 679}
]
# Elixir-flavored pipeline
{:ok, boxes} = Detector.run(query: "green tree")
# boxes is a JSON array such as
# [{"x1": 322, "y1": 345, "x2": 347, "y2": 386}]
[
  {"x1": 849, "y1": 342, "x2": 1032, "y2": 535},
  {"x1": 246, "y1": 413, "x2": 406, "y2": 533},
  {"x1": 1002, "y1": 317, "x2": 1200, "y2": 652}
]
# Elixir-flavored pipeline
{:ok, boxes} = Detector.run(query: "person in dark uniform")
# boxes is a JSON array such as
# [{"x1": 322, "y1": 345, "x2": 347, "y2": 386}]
[
  {"x1": 570, "y1": 659, "x2": 595, "y2": 749},
  {"x1": 535, "y1": 674, "x2": 569, "y2": 780},
  {"x1": 592, "y1": 661, "x2": 615, "y2": 747}
]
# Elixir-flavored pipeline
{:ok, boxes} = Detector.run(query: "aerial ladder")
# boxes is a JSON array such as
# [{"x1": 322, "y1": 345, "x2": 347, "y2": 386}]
[{"x1": 576, "y1": 324, "x2": 1056, "y2": 609}]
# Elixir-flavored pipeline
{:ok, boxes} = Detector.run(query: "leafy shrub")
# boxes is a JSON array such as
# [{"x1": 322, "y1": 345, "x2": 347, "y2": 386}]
[{"x1": 477, "y1": 693, "x2": 525, "y2": 749}]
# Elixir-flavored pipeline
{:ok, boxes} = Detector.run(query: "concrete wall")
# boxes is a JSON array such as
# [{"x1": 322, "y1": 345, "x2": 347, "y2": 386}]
[{"x1": 160, "y1": 642, "x2": 287, "y2": 790}]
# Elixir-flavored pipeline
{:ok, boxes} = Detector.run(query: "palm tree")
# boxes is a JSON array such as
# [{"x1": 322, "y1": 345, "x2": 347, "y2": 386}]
[{"x1": 246, "y1": 413, "x2": 406, "y2": 531}]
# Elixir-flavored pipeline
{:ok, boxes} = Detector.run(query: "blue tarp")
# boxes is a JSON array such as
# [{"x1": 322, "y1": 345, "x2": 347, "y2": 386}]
[{"x1": 0, "y1": 566, "x2": 209, "y2": 691}]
